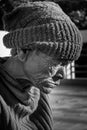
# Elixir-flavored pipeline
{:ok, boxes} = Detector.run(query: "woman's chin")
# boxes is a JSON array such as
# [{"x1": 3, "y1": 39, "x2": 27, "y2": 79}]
[
  {"x1": 39, "y1": 81, "x2": 56, "y2": 94},
  {"x1": 41, "y1": 86, "x2": 52, "y2": 94}
]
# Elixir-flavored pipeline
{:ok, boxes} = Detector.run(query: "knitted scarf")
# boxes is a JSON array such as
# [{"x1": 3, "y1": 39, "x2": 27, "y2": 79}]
[{"x1": 0, "y1": 57, "x2": 53, "y2": 130}]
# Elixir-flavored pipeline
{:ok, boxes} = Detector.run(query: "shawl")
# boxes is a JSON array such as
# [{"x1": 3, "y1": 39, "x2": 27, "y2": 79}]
[{"x1": 0, "y1": 57, "x2": 53, "y2": 130}]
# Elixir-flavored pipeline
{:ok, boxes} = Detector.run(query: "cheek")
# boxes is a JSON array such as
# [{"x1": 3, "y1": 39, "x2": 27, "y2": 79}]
[
  {"x1": 23, "y1": 53, "x2": 51, "y2": 79},
  {"x1": 24, "y1": 60, "x2": 40, "y2": 75},
  {"x1": 23, "y1": 61, "x2": 50, "y2": 81}
]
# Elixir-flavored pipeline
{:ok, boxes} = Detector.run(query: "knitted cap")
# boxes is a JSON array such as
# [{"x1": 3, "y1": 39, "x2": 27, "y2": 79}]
[{"x1": 3, "y1": 1, "x2": 82, "y2": 62}]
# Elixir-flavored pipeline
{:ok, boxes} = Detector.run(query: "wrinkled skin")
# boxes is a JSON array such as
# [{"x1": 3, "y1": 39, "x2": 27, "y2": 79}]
[
  {"x1": 23, "y1": 50, "x2": 65, "y2": 95},
  {"x1": 3, "y1": 50, "x2": 66, "y2": 116}
]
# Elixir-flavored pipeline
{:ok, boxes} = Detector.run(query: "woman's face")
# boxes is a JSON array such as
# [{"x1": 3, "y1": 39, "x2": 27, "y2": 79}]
[{"x1": 23, "y1": 50, "x2": 65, "y2": 93}]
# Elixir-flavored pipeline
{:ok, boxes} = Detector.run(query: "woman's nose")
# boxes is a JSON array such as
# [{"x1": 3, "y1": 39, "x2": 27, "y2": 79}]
[
  {"x1": 52, "y1": 67, "x2": 66, "y2": 82},
  {"x1": 52, "y1": 73, "x2": 63, "y2": 82}
]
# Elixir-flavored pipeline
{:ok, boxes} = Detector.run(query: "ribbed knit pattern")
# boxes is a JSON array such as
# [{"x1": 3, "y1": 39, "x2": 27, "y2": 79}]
[
  {"x1": 30, "y1": 92, "x2": 53, "y2": 130},
  {"x1": 3, "y1": 1, "x2": 83, "y2": 62},
  {"x1": 3, "y1": 21, "x2": 82, "y2": 61}
]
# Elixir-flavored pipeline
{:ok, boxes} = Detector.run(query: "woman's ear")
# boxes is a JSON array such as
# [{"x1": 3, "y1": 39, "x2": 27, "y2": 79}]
[{"x1": 17, "y1": 48, "x2": 27, "y2": 62}]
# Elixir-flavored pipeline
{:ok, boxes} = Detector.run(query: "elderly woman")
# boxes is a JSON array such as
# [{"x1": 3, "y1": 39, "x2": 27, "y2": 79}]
[{"x1": 0, "y1": 0, "x2": 82, "y2": 130}]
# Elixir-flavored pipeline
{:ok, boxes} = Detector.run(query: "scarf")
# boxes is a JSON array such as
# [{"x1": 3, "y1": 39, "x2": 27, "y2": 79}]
[{"x1": 0, "y1": 57, "x2": 53, "y2": 130}]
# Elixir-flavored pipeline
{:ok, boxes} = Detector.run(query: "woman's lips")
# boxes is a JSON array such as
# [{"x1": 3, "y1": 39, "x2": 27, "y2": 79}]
[{"x1": 39, "y1": 80, "x2": 60, "y2": 94}]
